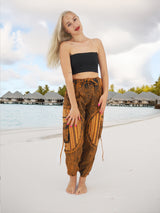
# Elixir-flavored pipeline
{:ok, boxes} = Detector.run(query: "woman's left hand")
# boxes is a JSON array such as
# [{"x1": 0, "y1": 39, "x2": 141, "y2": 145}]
[{"x1": 98, "y1": 93, "x2": 108, "y2": 114}]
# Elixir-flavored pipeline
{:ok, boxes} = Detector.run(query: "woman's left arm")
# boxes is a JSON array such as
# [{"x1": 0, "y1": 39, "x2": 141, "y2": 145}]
[{"x1": 95, "y1": 38, "x2": 109, "y2": 114}]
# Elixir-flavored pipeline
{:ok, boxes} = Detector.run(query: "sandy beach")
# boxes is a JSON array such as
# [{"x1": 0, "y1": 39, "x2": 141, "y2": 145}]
[{"x1": 0, "y1": 114, "x2": 160, "y2": 213}]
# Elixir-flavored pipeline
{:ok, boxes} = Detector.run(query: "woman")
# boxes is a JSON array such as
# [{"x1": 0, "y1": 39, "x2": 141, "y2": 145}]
[{"x1": 47, "y1": 10, "x2": 109, "y2": 195}]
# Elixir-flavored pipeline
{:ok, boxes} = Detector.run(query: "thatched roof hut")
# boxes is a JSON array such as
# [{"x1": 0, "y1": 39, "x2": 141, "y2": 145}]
[
  {"x1": 123, "y1": 91, "x2": 138, "y2": 98},
  {"x1": 11, "y1": 91, "x2": 24, "y2": 99},
  {"x1": 134, "y1": 91, "x2": 159, "y2": 101},
  {"x1": 111, "y1": 93, "x2": 133, "y2": 101},
  {"x1": 23, "y1": 92, "x2": 34, "y2": 99},
  {"x1": 31, "y1": 92, "x2": 44, "y2": 100},
  {"x1": 1, "y1": 91, "x2": 13, "y2": 98},
  {"x1": 107, "y1": 91, "x2": 117, "y2": 100},
  {"x1": 44, "y1": 91, "x2": 64, "y2": 100}
]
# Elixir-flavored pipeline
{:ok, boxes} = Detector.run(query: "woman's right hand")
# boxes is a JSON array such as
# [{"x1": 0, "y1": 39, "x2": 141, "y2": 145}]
[{"x1": 65, "y1": 106, "x2": 81, "y2": 127}]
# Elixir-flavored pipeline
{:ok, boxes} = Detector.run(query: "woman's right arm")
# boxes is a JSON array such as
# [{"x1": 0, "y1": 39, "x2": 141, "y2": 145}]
[
  {"x1": 59, "y1": 41, "x2": 78, "y2": 108},
  {"x1": 59, "y1": 42, "x2": 81, "y2": 126}
]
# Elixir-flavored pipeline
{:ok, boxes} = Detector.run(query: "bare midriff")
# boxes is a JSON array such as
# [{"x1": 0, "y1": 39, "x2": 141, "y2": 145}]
[{"x1": 72, "y1": 71, "x2": 99, "y2": 79}]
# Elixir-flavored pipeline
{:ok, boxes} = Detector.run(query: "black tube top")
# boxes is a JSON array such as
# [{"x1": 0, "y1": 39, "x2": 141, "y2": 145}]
[{"x1": 70, "y1": 52, "x2": 99, "y2": 75}]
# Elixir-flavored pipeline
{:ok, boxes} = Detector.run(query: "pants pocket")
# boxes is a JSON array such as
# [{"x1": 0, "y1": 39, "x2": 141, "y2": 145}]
[
  {"x1": 63, "y1": 107, "x2": 70, "y2": 144},
  {"x1": 63, "y1": 107, "x2": 83, "y2": 153},
  {"x1": 88, "y1": 111, "x2": 104, "y2": 147}
]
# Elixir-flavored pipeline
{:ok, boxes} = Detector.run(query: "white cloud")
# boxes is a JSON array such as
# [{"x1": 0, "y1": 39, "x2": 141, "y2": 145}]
[
  {"x1": 0, "y1": 67, "x2": 21, "y2": 81},
  {"x1": 21, "y1": 24, "x2": 50, "y2": 56},
  {"x1": 0, "y1": 22, "x2": 26, "y2": 64},
  {"x1": 39, "y1": 21, "x2": 48, "y2": 29},
  {"x1": 100, "y1": 27, "x2": 136, "y2": 54},
  {"x1": 0, "y1": 21, "x2": 51, "y2": 64},
  {"x1": 107, "y1": 39, "x2": 160, "y2": 91},
  {"x1": 21, "y1": 64, "x2": 64, "y2": 88}
]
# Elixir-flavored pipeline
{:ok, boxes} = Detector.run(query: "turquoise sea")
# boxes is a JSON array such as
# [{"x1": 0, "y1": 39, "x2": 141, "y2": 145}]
[{"x1": 0, "y1": 104, "x2": 160, "y2": 130}]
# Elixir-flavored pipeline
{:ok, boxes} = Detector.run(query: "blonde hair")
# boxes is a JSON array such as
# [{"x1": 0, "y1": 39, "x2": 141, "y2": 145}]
[{"x1": 46, "y1": 10, "x2": 78, "y2": 69}]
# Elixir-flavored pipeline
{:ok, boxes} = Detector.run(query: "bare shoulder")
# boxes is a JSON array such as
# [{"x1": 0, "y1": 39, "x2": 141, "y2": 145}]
[
  {"x1": 93, "y1": 38, "x2": 103, "y2": 50},
  {"x1": 59, "y1": 41, "x2": 72, "y2": 60},
  {"x1": 59, "y1": 41, "x2": 70, "y2": 53},
  {"x1": 59, "y1": 41, "x2": 72, "y2": 79}
]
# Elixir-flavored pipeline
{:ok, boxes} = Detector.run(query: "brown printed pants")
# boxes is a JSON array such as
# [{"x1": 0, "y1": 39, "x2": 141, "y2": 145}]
[{"x1": 60, "y1": 77, "x2": 104, "y2": 177}]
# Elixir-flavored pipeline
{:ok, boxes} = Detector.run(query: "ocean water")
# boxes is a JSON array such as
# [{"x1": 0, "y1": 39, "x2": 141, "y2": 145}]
[{"x1": 0, "y1": 104, "x2": 160, "y2": 130}]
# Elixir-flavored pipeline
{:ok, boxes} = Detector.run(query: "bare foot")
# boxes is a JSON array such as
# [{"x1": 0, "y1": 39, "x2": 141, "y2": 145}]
[
  {"x1": 66, "y1": 174, "x2": 77, "y2": 194},
  {"x1": 75, "y1": 176, "x2": 87, "y2": 195}
]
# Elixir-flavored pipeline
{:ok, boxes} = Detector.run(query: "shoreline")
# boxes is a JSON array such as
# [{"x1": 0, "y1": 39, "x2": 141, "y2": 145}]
[{"x1": 0, "y1": 112, "x2": 160, "y2": 138}]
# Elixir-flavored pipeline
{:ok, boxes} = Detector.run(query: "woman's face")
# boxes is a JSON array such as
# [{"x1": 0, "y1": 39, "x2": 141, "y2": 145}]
[{"x1": 62, "y1": 13, "x2": 82, "y2": 35}]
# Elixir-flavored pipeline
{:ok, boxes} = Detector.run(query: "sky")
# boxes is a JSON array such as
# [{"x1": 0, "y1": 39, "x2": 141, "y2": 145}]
[{"x1": 0, "y1": 0, "x2": 160, "y2": 96}]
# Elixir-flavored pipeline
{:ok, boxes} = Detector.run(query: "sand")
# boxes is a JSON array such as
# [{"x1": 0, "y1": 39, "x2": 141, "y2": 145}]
[{"x1": 0, "y1": 114, "x2": 160, "y2": 213}]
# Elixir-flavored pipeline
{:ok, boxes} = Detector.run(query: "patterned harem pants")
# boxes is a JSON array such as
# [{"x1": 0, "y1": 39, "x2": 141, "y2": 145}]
[{"x1": 60, "y1": 76, "x2": 104, "y2": 177}]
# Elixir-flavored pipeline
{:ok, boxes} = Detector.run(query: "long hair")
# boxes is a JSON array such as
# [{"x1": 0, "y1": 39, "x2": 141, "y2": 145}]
[{"x1": 46, "y1": 10, "x2": 77, "y2": 69}]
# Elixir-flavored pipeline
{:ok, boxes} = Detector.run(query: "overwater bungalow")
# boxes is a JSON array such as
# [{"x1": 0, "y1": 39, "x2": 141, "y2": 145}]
[
  {"x1": 107, "y1": 91, "x2": 160, "y2": 107},
  {"x1": 23, "y1": 92, "x2": 34, "y2": 104},
  {"x1": 0, "y1": 91, "x2": 64, "y2": 105},
  {"x1": 134, "y1": 92, "x2": 160, "y2": 107},
  {"x1": 0, "y1": 91, "x2": 13, "y2": 104},
  {"x1": 109, "y1": 92, "x2": 134, "y2": 106},
  {"x1": 44, "y1": 91, "x2": 64, "y2": 105},
  {"x1": 0, "y1": 90, "x2": 159, "y2": 107}
]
